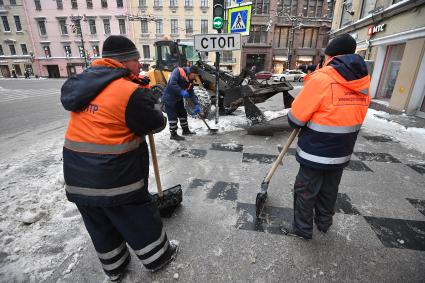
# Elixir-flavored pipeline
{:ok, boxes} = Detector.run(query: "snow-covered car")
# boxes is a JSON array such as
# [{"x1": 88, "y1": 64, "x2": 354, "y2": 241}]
[{"x1": 272, "y1": 70, "x2": 306, "y2": 82}]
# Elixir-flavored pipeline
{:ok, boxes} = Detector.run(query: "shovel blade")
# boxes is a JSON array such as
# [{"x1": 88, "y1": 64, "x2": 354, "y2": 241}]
[
  {"x1": 255, "y1": 182, "x2": 269, "y2": 218},
  {"x1": 151, "y1": 184, "x2": 182, "y2": 218}
]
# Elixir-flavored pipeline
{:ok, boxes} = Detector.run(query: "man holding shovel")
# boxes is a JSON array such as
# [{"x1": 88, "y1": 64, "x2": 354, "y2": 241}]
[
  {"x1": 162, "y1": 65, "x2": 201, "y2": 140},
  {"x1": 285, "y1": 34, "x2": 371, "y2": 239},
  {"x1": 61, "y1": 35, "x2": 178, "y2": 281}
]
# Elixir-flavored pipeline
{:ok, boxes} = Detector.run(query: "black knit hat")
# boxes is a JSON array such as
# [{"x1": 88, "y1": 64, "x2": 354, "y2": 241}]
[
  {"x1": 102, "y1": 35, "x2": 140, "y2": 62},
  {"x1": 324, "y1": 34, "x2": 357, "y2": 57},
  {"x1": 189, "y1": 65, "x2": 199, "y2": 74}
]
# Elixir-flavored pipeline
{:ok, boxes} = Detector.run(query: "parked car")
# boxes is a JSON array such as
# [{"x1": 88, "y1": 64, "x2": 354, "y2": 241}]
[
  {"x1": 255, "y1": 71, "x2": 273, "y2": 80},
  {"x1": 272, "y1": 70, "x2": 306, "y2": 82}
]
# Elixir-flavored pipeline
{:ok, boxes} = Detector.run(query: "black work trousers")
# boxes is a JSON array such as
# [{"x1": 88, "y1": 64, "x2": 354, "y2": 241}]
[
  {"x1": 76, "y1": 195, "x2": 171, "y2": 277},
  {"x1": 293, "y1": 165, "x2": 344, "y2": 238}
]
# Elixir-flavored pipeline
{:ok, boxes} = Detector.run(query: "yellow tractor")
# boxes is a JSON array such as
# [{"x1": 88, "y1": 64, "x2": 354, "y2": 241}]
[{"x1": 146, "y1": 39, "x2": 294, "y2": 123}]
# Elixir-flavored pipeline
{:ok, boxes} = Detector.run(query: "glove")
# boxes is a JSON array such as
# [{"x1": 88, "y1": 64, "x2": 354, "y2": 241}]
[
  {"x1": 179, "y1": 90, "x2": 189, "y2": 98},
  {"x1": 138, "y1": 75, "x2": 150, "y2": 86},
  {"x1": 193, "y1": 104, "x2": 200, "y2": 115}
]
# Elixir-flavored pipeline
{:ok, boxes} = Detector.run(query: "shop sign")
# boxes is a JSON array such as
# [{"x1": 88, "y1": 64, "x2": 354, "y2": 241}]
[{"x1": 368, "y1": 24, "x2": 386, "y2": 36}]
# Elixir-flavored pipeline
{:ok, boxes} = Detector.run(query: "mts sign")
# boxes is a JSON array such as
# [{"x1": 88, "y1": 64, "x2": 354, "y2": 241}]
[
  {"x1": 368, "y1": 24, "x2": 386, "y2": 36},
  {"x1": 194, "y1": 34, "x2": 241, "y2": 52}
]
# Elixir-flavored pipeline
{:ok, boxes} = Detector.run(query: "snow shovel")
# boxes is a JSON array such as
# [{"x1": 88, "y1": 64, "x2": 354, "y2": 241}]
[
  {"x1": 199, "y1": 115, "x2": 218, "y2": 134},
  {"x1": 255, "y1": 128, "x2": 300, "y2": 218},
  {"x1": 148, "y1": 134, "x2": 182, "y2": 217}
]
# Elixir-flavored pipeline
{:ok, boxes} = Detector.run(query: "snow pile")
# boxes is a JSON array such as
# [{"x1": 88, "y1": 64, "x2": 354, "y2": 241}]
[
  {"x1": 363, "y1": 109, "x2": 425, "y2": 153},
  {"x1": 263, "y1": 109, "x2": 290, "y2": 121},
  {"x1": 0, "y1": 135, "x2": 87, "y2": 282}
]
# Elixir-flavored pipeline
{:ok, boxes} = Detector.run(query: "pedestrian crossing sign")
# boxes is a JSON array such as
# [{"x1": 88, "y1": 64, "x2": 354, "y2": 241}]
[{"x1": 227, "y1": 4, "x2": 252, "y2": 36}]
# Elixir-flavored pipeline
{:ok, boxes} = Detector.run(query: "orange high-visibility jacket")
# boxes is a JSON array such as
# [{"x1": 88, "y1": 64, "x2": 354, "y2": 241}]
[
  {"x1": 288, "y1": 54, "x2": 371, "y2": 169},
  {"x1": 61, "y1": 58, "x2": 166, "y2": 206}
]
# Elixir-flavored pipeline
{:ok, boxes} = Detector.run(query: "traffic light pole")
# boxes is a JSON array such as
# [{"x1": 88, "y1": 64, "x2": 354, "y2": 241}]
[
  {"x1": 215, "y1": 30, "x2": 221, "y2": 124},
  {"x1": 71, "y1": 16, "x2": 88, "y2": 70}
]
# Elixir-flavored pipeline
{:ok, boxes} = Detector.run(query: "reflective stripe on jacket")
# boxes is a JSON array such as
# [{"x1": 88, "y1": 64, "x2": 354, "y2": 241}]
[{"x1": 288, "y1": 54, "x2": 371, "y2": 170}]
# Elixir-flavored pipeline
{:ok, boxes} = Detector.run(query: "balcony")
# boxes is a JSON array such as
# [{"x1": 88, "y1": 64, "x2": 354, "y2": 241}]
[
  {"x1": 153, "y1": 5, "x2": 162, "y2": 10},
  {"x1": 184, "y1": 5, "x2": 193, "y2": 10},
  {"x1": 141, "y1": 33, "x2": 150, "y2": 38}
]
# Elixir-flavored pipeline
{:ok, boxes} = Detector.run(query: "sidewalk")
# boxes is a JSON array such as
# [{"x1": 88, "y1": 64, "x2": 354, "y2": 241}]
[{"x1": 369, "y1": 100, "x2": 425, "y2": 129}]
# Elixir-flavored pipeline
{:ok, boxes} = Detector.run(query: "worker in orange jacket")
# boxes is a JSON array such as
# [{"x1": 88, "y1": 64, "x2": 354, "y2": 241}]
[
  {"x1": 285, "y1": 34, "x2": 371, "y2": 239},
  {"x1": 61, "y1": 36, "x2": 178, "y2": 281}
]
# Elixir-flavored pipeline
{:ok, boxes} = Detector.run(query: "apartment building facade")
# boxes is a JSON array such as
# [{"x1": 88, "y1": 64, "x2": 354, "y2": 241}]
[
  {"x1": 23, "y1": 0, "x2": 131, "y2": 78},
  {"x1": 129, "y1": 0, "x2": 223, "y2": 70},
  {"x1": 0, "y1": 0, "x2": 34, "y2": 77},
  {"x1": 330, "y1": 0, "x2": 425, "y2": 117},
  {"x1": 238, "y1": 0, "x2": 332, "y2": 73}
]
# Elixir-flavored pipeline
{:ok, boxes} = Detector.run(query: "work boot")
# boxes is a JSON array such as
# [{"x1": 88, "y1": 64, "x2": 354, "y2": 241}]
[
  {"x1": 281, "y1": 224, "x2": 312, "y2": 240},
  {"x1": 182, "y1": 128, "x2": 196, "y2": 135},
  {"x1": 170, "y1": 131, "x2": 185, "y2": 141},
  {"x1": 149, "y1": 240, "x2": 179, "y2": 273}
]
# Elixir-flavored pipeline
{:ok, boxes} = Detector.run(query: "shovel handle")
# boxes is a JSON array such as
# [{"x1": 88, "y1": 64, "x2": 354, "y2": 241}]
[
  {"x1": 264, "y1": 128, "x2": 300, "y2": 183},
  {"x1": 148, "y1": 134, "x2": 163, "y2": 198}
]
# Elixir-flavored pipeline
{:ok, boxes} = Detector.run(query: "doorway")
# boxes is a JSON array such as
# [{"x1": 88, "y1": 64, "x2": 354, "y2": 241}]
[
  {"x1": 13, "y1": 64, "x2": 22, "y2": 76},
  {"x1": 0, "y1": 65, "x2": 10, "y2": 77},
  {"x1": 246, "y1": 54, "x2": 266, "y2": 71},
  {"x1": 46, "y1": 65, "x2": 60, "y2": 78}
]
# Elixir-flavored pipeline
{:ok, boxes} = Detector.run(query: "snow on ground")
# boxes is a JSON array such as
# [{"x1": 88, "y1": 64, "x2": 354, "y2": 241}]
[
  {"x1": 363, "y1": 109, "x2": 425, "y2": 153},
  {"x1": 1, "y1": 106, "x2": 284, "y2": 282}
]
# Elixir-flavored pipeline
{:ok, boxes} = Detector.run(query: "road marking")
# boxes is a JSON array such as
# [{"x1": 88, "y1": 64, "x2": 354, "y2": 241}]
[{"x1": 0, "y1": 88, "x2": 59, "y2": 103}]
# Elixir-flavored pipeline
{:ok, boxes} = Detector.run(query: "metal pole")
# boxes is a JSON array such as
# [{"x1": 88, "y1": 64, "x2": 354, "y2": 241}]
[{"x1": 215, "y1": 29, "x2": 221, "y2": 124}]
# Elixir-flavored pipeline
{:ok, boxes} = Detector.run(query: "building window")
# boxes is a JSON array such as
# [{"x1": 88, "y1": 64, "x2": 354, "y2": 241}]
[
  {"x1": 185, "y1": 0, "x2": 193, "y2": 7},
  {"x1": 201, "y1": 19, "x2": 208, "y2": 34},
  {"x1": 340, "y1": 0, "x2": 353, "y2": 27},
  {"x1": 361, "y1": 0, "x2": 376, "y2": 18},
  {"x1": 117, "y1": 0, "x2": 123, "y2": 8},
  {"x1": 170, "y1": 19, "x2": 178, "y2": 34},
  {"x1": 139, "y1": 0, "x2": 146, "y2": 7},
  {"x1": 315, "y1": 0, "x2": 323, "y2": 17},
  {"x1": 101, "y1": 0, "x2": 108, "y2": 8},
  {"x1": 103, "y1": 19, "x2": 111, "y2": 34},
  {"x1": 0, "y1": 45, "x2": 3, "y2": 56},
  {"x1": 43, "y1": 45, "x2": 51, "y2": 57},
  {"x1": 273, "y1": 27, "x2": 289, "y2": 48},
  {"x1": 71, "y1": 0, "x2": 78, "y2": 9},
  {"x1": 34, "y1": 0, "x2": 41, "y2": 10},
  {"x1": 59, "y1": 19, "x2": 68, "y2": 35},
  {"x1": 9, "y1": 44, "x2": 16, "y2": 55},
  {"x1": 86, "y1": 0, "x2": 93, "y2": 8},
  {"x1": 170, "y1": 0, "x2": 177, "y2": 7},
  {"x1": 56, "y1": 0, "x2": 63, "y2": 9},
  {"x1": 143, "y1": 45, "x2": 150, "y2": 59},
  {"x1": 92, "y1": 45, "x2": 99, "y2": 57},
  {"x1": 10, "y1": 0, "x2": 16, "y2": 5},
  {"x1": 222, "y1": 51, "x2": 233, "y2": 62},
  {"x1": 64, "y1": 45, "x2": 72, "y2": 57},
  {"x1": 14, "y1": 16, "x2": 22, "y2": 31},
  {"x1": 248, "y1": 25, "x2": 267, "y2": 44},
  {"x1": 141, "y1": 21, "x2": 148, "y2": 33},
  {"x1": 185, "y1": 19, "x2": 193, "y2": 34},
  {"x1": 154, "y1": 0, "x2": 162, "y2": 7},
  {"x1": 300, "y1": 28, "x2": 318, "y2": 48},
  {"x1": 201, "y1": 0, "x2": 208, "y2": 7},
  {"x1": 1, "y1": 16, "x2": 10, "y2": 32},
  {"x1": 0, "y1": 0, "x2": 4, "y2": 6},
  {"x1": 252, "y1": 0, "x2": 270, "y2": 15},
  {"x1": 118, "y1": 19, "x2": 126, "y2": 34},
  {"x1": 89, "y1": 19, "x2": 97, "y2": 34},
  {"x1": 21, "y1": 44, "x2": 28, "y2": 55},
  {"x1": 38, "y1": 20, "x2": 47, "y2": 35},
  {"x1": 74, "y1": 20, "x2": 82, "y2": 35},
  {"x1": 278, "y1": 0, "x2": 298, "y2": 16},
  {"x1": 156, "y1": 20, "x2": 163, "y2": 34},
  {"x1": 376, "y1": 43, "x2": 405, "y2": 99}
]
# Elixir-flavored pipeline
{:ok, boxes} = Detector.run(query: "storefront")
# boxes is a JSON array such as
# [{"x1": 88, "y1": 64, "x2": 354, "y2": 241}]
[
  {"x1": 246, "y1": 54, "x2": 267, "y2": 71},
  {"x1": 272, "y1": 56, "x2": 287, "y2": 74},
  {"x1": 330, "y1": 0, "x2": 425, "y2": 117}
]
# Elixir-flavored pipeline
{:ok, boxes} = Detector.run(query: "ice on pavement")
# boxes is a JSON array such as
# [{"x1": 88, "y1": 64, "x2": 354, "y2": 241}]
[{"x1": 363, "y1": 109, "x2": 425, "y2": 153}]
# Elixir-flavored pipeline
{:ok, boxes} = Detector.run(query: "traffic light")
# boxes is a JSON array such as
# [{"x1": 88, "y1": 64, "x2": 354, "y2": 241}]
[{"x1": 213, "y1": 0, "x2": 224, "y2": 30}]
